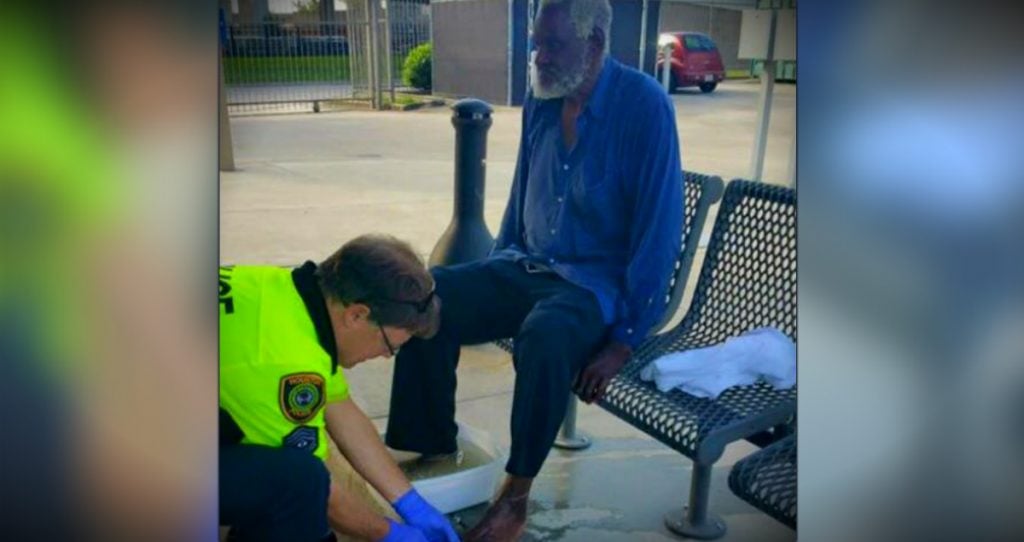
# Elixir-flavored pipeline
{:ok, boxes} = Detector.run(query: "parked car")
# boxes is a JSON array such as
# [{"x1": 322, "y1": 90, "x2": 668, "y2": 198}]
[{"x1": 655, "y1": 32, "x2": 726, "y2": 93}]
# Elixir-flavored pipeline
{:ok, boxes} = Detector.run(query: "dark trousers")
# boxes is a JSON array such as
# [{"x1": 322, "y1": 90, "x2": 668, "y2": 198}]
[
  {"x1": 385, "y1": 258, "x2": 607, "y2": 477},
  {"x1": 220, "y1": 444, "x2": 331, "y2": 542}
]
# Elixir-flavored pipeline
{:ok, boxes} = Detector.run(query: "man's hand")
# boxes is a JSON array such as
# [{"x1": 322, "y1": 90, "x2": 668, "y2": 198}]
[
  {"x1": 392, "y1": 488, "x2": 460, "y2": 542},
  {"x1": 574, "y1": 342, "x2": 632, "y2": 404}
]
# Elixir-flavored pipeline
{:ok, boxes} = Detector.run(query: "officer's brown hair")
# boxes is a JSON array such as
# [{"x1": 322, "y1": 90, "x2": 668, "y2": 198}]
[{"x1": 316, "y1": 234, "x2": 441, "y2": 338}]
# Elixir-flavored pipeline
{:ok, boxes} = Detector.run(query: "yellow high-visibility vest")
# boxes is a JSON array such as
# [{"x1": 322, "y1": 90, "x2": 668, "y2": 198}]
[{"x1": 219, "y1": 264, "x2": 348, "y2": 459}]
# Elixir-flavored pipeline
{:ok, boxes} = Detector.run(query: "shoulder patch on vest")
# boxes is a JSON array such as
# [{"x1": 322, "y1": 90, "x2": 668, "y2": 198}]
[
  {"x1": 279, "y1": 372, "x2": 326, "y2": 423},
  {"x1": 282, "y1": 426, "x2": 319, "y2": 452}
]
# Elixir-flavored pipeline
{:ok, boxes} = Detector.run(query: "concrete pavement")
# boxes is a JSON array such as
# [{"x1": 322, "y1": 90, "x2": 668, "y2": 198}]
[
  {"x1": 220, "y1": 79, "x2": 797, "y2": 541},
  {"x1": 222, "y1": 79, "x2": 794, "y2": 265}
]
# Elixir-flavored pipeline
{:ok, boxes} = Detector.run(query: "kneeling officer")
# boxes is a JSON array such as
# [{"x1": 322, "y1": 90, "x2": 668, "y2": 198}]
[{"x1": 220, "y1": 234, "x2": 460, "y2": 542}]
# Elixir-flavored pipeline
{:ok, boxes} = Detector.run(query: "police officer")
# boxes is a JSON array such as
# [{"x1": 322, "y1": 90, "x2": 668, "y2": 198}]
[{"x1": 220, "y1": 234, "x2": 460, "y2": 542}]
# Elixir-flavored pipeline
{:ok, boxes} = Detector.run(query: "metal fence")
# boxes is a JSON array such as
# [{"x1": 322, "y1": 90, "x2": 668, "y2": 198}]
[
  {"x1": 386, "y1": 0, "x2": 431, "y2": 83},
  {"x1": 220, "y1": 1, "x2": 431, "y2": 115}
]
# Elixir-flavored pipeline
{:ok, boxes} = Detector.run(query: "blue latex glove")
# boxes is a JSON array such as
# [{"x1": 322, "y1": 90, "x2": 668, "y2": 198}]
[
  {"x1": 381, "y1": 518, "x2": 429, "y2": 542},
  {"x1": 392, "y1": 488, "x2": 460, "y2": 542}
]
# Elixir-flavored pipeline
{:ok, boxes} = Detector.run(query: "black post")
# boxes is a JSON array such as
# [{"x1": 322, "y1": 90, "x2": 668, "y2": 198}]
[{"x1": 429, "y1": 99, "x2": 496, "y2": 266}]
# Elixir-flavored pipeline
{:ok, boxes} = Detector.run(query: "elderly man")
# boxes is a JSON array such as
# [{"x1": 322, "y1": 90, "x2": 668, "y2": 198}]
[
  {"x1": 385, "y1": 0, "x2": 684, "y2": 539},
  {"x1": 220, "y1": 234, "x2": 459, "y2": 542}
]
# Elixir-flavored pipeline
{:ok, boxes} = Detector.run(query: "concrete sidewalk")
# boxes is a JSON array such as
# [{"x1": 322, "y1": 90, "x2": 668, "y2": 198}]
[{"x1": 220, "y1": 79, "x2": 796, "y2": 541}]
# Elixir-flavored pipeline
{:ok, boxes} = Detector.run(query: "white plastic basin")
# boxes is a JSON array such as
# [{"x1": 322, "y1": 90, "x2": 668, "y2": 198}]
[{"x1": 394, "y1": 422, "x2": 505, "y2": 514}]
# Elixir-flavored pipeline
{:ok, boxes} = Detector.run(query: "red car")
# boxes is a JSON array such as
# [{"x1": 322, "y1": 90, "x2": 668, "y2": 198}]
[{"x1": 655, "y1": 32, "x2": 726, "y2": 93}]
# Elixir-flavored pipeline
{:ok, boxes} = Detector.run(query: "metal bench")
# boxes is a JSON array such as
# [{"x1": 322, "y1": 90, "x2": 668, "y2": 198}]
[
  {"x1": 597, "y1": 179, "x2": 797, "y2": 539},
  {"x1": 495, "y1": 170, "x2": 725, "y2": 449},
  {"x1": 728, "y1": 433, "x2": 797, "y2": 530}
]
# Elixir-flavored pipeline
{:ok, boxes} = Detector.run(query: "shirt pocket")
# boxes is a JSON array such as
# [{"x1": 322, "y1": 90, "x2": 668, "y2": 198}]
[
  {"x1": 568, "y1": 166, "x2": 625, "y2": 255},
  {"x1": 569, "y1": 156, "x2": 617, "y2": 202}
]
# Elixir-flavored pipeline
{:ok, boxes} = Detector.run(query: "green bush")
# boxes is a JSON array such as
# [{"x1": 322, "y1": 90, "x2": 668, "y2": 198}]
[{"x1": 402, "y1": 43, "x2": 432, "y2": 90}]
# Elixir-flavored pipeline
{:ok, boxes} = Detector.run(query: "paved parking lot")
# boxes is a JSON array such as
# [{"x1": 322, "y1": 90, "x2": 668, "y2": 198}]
[{"x1": 222, "y1": 79, "x2": 794, "y2": 266}]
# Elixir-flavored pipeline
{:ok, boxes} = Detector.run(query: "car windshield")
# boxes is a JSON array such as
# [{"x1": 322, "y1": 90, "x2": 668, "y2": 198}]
[{"x1": 683, "y1": 34, "x2": 716, "y2": 52}]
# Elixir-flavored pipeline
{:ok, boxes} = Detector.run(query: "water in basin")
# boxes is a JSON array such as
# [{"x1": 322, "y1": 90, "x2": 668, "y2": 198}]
[{"x1": 397, "y1": 436, "x2": 494, "y2": 481}]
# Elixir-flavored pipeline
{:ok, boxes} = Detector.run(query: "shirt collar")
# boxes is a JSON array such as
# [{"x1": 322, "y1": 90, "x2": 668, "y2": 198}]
[
  {"x1": 582, "y1": 55, "x2": 615, "y2": 120},
  {"x1": 291, "y1": 260, "x2": 340, "y2": 374}
]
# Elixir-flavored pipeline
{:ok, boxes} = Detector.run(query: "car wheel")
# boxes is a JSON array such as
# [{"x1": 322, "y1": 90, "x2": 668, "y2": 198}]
[{"x1": 699, "y1": 82, "x2": 717, "y2": 93}]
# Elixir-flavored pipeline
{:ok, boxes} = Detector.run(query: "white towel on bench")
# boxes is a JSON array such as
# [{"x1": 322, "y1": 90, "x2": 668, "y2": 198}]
[{"x1": 639, "y1": 327, "x2": 796, "y2": 399}]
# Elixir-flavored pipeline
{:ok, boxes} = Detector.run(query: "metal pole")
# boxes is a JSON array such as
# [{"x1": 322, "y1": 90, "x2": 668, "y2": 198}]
[
  {"x1": 664, "y1": 462, "x2": 727, "y2": 539},
  {"x1": 320, "y1": 0, "x2": 336, "y2": 109},
  {"x1": 368, "y1": 0, "x2": 382, "y2": 109},
  {"x1": 787, "y1": 134, "x2": 796, "y2": 187},
  {"x1": 507, "y1": 0, "x2": 515, "y2": 105},
  {"x1": 429, "y1": 0, "x2": 435, "y2": 95},
  {"x1": 252, "y1": 0, "x2": 269, "y2": 24},
  {"x1": 361, "y1": 1, "x2": 373, "y2": 107},
  {"x1": 553, "y1": 395, "x2": 591, "y2": 450},
  {"x1": 748, "y1": 9, "x2": 777, "y2": 182},
  {"x1": 661, "y1": 43, "x2": 673, "y2": 93},
  {"x1": 320, "y1": 0, "x2": 335, "y2": 22},
  {"x1": 383, "y1": 0, "x2": 395, "y2": 105},
  {"x1": 359, "y1": 3, "x2": 372, "y2": 103},
  {"x1": 639, "y1": 0, "x2": 649, "y2": 72},
  {"x1": 687, "y1": 463, "x2": 713, "y2": 528},
  {"x1": 663, "y1": 463, "x2": 729, "y2": 536},
  {"x1": 219, "y1": 50, "x2": 235, "y2": 171}
]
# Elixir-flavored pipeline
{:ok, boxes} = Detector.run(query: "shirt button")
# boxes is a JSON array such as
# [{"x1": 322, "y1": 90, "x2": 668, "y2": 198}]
[
  {"x1": 548, "y1": 258, "x2": 556, "y2": 264},
  {"x1": 562, "y1": 164, "x2": 569, "y2": 171},
  {"x1": 557, "y1": 196, "x2": 564, "y2": 203},
  {"x1": 627, "y1": 328, "x2": 634, "y2": 334},
  {"x1": 550, "y1": 228, "x2": 556, "y2": 235}
]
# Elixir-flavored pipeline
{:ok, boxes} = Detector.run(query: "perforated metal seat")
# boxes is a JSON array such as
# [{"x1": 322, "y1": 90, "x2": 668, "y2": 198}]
[
  {"x1": 597, "y1": 179, "x2": 796, "y2": 539},
  {"x1": 728, "y1": 433, "x2": 797, "y2": 529}
]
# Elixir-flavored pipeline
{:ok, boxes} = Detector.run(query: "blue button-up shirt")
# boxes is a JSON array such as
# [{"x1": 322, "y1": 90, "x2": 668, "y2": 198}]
[{"x1": 493, "y1": 57, "x2": 684, "y2": 348}]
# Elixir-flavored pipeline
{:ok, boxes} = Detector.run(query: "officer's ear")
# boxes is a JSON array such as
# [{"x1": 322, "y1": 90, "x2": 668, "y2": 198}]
[{"x1": 340, "y1": 303, "x2": 372, "y2": 328}]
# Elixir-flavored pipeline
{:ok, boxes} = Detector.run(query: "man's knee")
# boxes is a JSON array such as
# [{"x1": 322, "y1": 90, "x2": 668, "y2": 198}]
[
  {"x1": 513, "y1": 313, "x2": 606, "y2": 380},
  {"x1": 512, "y1": 326, "x2": 580, "y2": 381},
  {"x1": 431, "y1": 263, "x2": 486, "y2": 321},
  {"x1": 513, "y1": 324, "x2": 561, "y2": 358},
  {"x1": 516, "y1": 308, "x2": 603, "y2": 356},
  {"x1": 430, "y1": 263, "x2": 472, "y2": 303}
]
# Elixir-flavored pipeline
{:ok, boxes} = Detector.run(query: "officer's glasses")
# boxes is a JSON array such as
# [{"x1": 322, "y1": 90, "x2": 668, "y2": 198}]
[{"x1": 377, "y1": 322, "x2": 398, "y2": 357}]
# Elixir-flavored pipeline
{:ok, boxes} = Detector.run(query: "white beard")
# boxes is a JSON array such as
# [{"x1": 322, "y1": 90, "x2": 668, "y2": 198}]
[{"x1": 529, "y1": 49, "x2": 592, "y2": 100}]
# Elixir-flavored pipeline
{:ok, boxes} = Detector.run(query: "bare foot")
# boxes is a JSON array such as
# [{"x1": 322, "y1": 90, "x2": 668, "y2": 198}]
[{"x1": 463, "y1": 477, "x2": 531, "y2": 542}]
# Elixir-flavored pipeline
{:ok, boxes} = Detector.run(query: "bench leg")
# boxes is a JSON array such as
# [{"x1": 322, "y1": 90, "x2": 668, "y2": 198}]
[
  {"x1": 664, "y1": 462, "x2": 726, "y2": 539},
  {"x1": 553, "y1": 395, "x2": 591, "y2": 450}
]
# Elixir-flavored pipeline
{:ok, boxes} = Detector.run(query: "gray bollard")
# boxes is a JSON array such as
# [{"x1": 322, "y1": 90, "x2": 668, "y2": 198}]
[{"x1": 429, "y1": 99, "x2": 496, "y2": 267}]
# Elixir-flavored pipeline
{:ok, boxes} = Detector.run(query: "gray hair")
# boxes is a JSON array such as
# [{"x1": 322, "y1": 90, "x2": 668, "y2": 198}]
[{"x1": 538, "y1": 0, "x2": 612, "y2": 53}]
